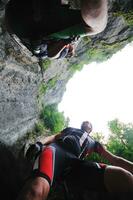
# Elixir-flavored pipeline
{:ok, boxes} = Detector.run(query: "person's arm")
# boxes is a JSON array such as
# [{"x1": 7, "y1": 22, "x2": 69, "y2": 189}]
[
  {"x1": 96, "y1": 142, "x2": 133, "y2": 173},
  {"x1": 39, "y1": 133, "x2": 62, "y2": 145}
]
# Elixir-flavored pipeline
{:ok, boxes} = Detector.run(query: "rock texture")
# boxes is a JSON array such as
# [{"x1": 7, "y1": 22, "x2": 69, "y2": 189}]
[
  {"x1": 0, "y1": 0, "x2": 133, "y2": 145},
  {"x1": 0, "y1": 28, "x2": 41, "y2": 144}
]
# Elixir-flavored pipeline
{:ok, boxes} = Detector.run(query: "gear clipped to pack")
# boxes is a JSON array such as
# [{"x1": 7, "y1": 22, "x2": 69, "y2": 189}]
[
  {"x1": 25, "y1": 141, "x2": 43, "y2": 164},
  {"x1": 32, "y1": 42, "x2": 48, "y2": 60}
]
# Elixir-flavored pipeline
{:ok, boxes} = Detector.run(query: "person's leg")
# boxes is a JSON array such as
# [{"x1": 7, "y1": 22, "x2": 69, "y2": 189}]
[
  {"x1": 17, "y1": 177, "x2": 50, "y2": 200},
  {"x1": 17, "y1": 146, "x2": 55, "y2": 200},
  {"x1": 104, "y1": 165, "x2": 133, "y2": 192},
  {"x1": 64, "y1": 160, "x2": 133, "y2": 193},
  {"x1": 64, "y1": 160, "x2": 107, "y2": 192},
  {"x1": 17, "y1": 143, "x2": 71, "y2": 200},
  {"x1": 81, "y1": 0, "x2": 108, "y2": 34}
]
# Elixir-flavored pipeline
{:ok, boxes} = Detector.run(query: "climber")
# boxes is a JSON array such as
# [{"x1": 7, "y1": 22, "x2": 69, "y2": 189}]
[
  {"x1": 17, "y1": 121, "x2": 133, "y2": 200},
  {"x1": 16, "y1": 121, "x2": 97, "y2": 200},
  {"x1": 5, "y1": 0, "x2": 108, "y2": 59}
]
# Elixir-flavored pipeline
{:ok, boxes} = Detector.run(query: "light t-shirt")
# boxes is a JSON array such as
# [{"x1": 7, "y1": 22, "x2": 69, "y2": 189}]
[{"x1": 68, "y1": 0, "x2": 82, "y2": 9}]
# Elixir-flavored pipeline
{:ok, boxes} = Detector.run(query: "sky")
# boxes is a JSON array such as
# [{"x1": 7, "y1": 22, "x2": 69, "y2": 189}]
[{"x1": 58, "y1": 42, "x2": 133, "y2": 139}]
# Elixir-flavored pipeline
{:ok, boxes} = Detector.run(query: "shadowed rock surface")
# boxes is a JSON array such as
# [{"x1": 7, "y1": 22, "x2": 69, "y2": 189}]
[{"x1": 0, "y1": 143, "x2": 28, "y2": 200}]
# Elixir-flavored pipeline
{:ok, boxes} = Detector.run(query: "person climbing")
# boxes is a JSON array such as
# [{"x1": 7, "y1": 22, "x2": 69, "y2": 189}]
[
  {"x1": 63, "y1": 122, "x2": 133, "y2": 193},
  {"x1": 16, "y1": 121, "x2": 100, "y2": 200},
  {"x1": 5, "y1": 0, "x2": 108, "y2": 59},
  {"x1": 17, "y1": 120, "x2": 133, "y2": 200}
]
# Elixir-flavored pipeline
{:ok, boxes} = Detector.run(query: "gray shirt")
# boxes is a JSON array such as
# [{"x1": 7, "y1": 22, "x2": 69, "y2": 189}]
[{"x1": 63, "y1": 0, "x2": 81, "y2": 10}]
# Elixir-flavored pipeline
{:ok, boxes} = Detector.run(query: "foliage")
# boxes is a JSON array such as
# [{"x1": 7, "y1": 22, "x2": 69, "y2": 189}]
[
  {"x1": 91, "y1": 132, "x2": 105, "y2": 144},
  {"x1": 87, "y1": 119, "x2": 133, "y2": 163},
  {"x1": 69, "y1": 54, "x2": 91, "y2": 77},
  {"x1": 37, "y1": 76, "x2": 59, "y2": 109},
  {"x1": 37, "y1": 83, "x2": 48, "y2": 110},
  {"x1": 40, "y1": 58, "x2": 51, "y2": 71},
  {"x1": 34, "y1": 121, "x2": 46, "y2": 135},
  {"x1": 107, "y1": 119, "x2": 133, "y2": 161},
  {"x1": 38, "y1": 83, "x2": 47, "y2": 96},
  {"x1": 87, "y1": 152, "x2": 110, "y2": 164},
  {"x1": 22, "y1": 121, "x2": 47, "y2": 143},
  {"x1": 87, "y1": 47, "x2": 109, "y2": 63},
  {"x1": 82, "y1": 36, "x2": 92, "y2": 43},
  {"x1": 86, "y1": 39, "x2": 127, "y2": 64},
  {"x1": 69, "y1": 61, "x2": 85, "y2": 75},
  {"x1": 87, "y1": 132, "x2": 110, "y2": 164},
  {"x1": 122, "y1": 11, "x2": 133, "y2": 26},
  {"x1": 18, "y1": 104, "x2": 68, "y2": 150},
  {"x1": 40, "y1": 104, "x2": 68, "y2": 133},
  {"x1": 113, "y1": 11, "x2": 133, "y2": 26},
  {"x1": 47, "y1": 76, "x2": 58, "y2": 89}
]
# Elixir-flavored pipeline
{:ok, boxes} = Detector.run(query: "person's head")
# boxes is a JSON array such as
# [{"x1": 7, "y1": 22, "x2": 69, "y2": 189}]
[{"x1": 81, "y1": 121, "x2": 92, "y2": 134}]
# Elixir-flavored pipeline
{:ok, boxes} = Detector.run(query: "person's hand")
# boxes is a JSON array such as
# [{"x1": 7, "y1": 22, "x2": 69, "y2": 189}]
[
  {"x1": 67, "y1": 44, "x2": 75, "y2": 57},
  {"x1": 94, "y1": 141, "x2": 105, "y2": 154}
]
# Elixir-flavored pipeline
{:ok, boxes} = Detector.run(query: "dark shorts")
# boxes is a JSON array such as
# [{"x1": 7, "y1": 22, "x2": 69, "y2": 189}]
[
  {"x1": 31, "y1": 142, "x2": 107, "y2": 192},
  {"x1": 65, "y1": 160, "x2": 107, "y2": 192}
]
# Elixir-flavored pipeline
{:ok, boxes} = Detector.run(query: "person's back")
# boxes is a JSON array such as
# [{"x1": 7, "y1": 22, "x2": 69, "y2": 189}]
[{"x1": 56, "y1": 126, "x2": 96, "y2": 158}]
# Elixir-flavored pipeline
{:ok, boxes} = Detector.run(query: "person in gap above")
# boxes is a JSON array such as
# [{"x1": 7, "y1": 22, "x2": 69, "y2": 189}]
[{"x1": 5, "y1": 0, "x2": 108, "y2": 59}]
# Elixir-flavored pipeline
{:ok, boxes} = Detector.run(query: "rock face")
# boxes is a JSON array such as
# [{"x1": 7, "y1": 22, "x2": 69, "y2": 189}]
[
  {"x1": 0, "y1": 0, "x2": 133, "y2": 145},
  {"x1": 0, "y1": 27, "x2": 41, "y2": 144}
]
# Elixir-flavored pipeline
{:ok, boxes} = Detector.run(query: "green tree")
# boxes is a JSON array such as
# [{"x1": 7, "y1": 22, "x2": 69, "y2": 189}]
[
  {"x1": 107, "y1": 119, "x2": 133, "y2": 161},
  {"x1": 40, "y1": 104, "x2": 69, "y2": 133},
  {"x1": 87, "y1": 120, "x2": 133, "y2": 163},
  {"x1": 92, "y1": 132, "x2": 105, "y2": 144},
  {"x1": 87, "y1": 132, "x2": 109, "y2": 163}
]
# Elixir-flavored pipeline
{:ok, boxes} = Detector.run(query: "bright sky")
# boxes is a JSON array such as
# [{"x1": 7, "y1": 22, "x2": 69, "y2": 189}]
[{"x1": 58, "y1": 42, "x2": 133, "y2": 139}]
